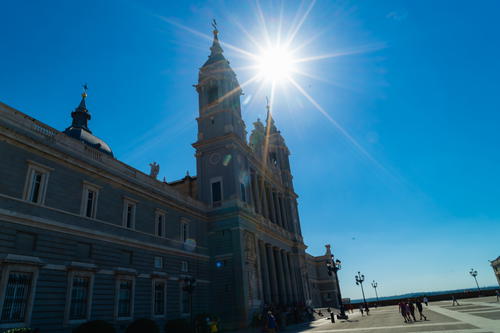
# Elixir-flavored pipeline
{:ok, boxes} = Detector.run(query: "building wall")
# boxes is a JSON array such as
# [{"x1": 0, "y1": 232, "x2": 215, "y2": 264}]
[{"x1": 491, "y1": 256, "x2": 500, "y2": 286}]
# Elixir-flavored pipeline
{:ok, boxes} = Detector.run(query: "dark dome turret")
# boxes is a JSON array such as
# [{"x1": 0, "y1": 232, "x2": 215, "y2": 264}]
[{"x1": 63, "y1": 86, "x2": 113, "y2": 157}]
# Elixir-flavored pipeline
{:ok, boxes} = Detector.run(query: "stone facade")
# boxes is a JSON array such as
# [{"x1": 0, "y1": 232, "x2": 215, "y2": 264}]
[{"x1": 0, "y1": 27, "x2": 338, "y2": 332}]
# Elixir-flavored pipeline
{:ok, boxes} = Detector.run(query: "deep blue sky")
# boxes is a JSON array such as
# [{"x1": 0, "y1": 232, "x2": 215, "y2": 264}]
[{"x1": 1, "y1": 0, "x2": 499, "y2": 299}]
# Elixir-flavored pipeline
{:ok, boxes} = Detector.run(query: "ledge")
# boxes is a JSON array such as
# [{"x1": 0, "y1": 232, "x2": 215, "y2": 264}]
[{"x1": 0, "y1": 254, "x2": 44, "y2": 266}]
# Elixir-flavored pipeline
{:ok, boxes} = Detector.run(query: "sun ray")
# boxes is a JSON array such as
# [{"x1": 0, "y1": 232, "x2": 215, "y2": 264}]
[
  {"x1": 284, "y1": 0, "x2": 316, "y2": 48},
  {"x1": 255, "y1": 0, "x2": 273, "y2": 49},
  {"x1": 157, "y1": 16, "x2": 258, "y2": 60},
  {"x1": 292, "y1": 43, "x2": 387, "y2": 64},
  {"x1": 287, "y1": 76, "x2": 389, "y2": 173}
]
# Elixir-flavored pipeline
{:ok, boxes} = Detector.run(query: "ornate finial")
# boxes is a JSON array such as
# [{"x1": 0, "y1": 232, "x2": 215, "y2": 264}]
[
  {"x1": 212, "y1": 19, "x2": 218, "y2": 34},
  {"x1": 82, "y1": 83, "x2": 88, "y2": 99},
  {"x1": 186, "y1": 170, "x2": 190, "y2": 177},
  {"x1": 149, "y1": 162, "x2": 160, "y2": 179},
  {"x1": 266, "y1": 96, "x2": 270, "y2": 112}
]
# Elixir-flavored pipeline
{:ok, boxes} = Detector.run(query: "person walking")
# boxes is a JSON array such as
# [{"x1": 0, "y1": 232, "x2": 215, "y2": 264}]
[
  {"x1": 359, "y1": 304, "x2": 364, "y2": 316},
  {"x1": 265, "y1": 311, "x2": 278, "y2": 333},
  {"x1": 423, "y1": 296, "x2": 429, "y2": 306},
  {"x1": 398, "y1": 301, "x2": 409, "y2": 323},
  {"x1": 496, "y1": 290, "x2": 499, "y2": 302},
  {"x1": 405, "y1": 302, "x2": 413, "y2": 323},
  {"x1": 408, "y1": 300, "x2": 417, "y2": 322},
  {"x1": 415, "y1": 299, "x2": 427, "y2": 321},
  {"x1": 452, "y1": 295, "x2": 460, "y2": 306},
  {"x1": 365, "y1": 304, "x2": 370, "y2": 316}
]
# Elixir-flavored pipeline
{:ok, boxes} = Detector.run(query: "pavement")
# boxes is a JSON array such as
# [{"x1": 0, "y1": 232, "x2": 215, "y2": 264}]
[{"x1": 237, "y1": 296, "x2": 500, "y2": 333}]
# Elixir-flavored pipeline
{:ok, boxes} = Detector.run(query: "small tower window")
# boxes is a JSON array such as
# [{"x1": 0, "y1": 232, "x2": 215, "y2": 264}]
[{"x1": 208, "y1": 86, "x2": 218, "y2": 104}]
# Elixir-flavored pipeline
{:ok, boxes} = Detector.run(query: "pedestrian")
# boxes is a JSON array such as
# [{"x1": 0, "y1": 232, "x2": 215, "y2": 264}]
[
  {"x1": 415, "y1": 299, "x2": 427, "y2": 321},
  {"x1": 423, "y1": 296, "x2": 429, "y2": 306},
  {"x1": 405, "y1": 302, "x2": 413, "y2": 322},
  {"x1": 265, "y1": 311, "x2": 277, "y2": 333},
  {"x1": 365, "y1": 304, "x2": 370, "y2": 316},
  {"x1": 452, "y1": 295, "x2": 460, "y2": 306},
  {"x1": 209, "y1": 316, "x2": 219, "y2": 333},
  {"x1": 359, "y1": 304, "x2": 364, "y2": 316},
  {"x1": 398, "y1": 301, "x2": 409, "y2": 323},
  {"x1": 496, "y1": 290, "x2": 500, "y2": 302},
  {"x1": 408, "y1": 300, "x2": 417, "y2": 322}
]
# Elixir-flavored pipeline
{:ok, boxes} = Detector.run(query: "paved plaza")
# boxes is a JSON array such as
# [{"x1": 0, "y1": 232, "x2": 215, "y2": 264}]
[{"x1": 271, "y1": 296, "x2": 500, "y2": 333}]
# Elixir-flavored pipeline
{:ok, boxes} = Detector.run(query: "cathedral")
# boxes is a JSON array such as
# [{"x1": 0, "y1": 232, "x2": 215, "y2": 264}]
[{"x1": 0, "y1": 25, "x2": 339, "y2": 332}]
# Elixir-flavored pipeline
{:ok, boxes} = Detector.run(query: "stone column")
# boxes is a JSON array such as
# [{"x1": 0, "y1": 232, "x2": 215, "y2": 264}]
[
  {"x1": 278, "y1": 195, "x2": 287, "y2": 230},
  {"x1": 266, "y1": 244, "x2": 280, "y2": 304},
  {"x1": 274, "y1": 192, "x2": 283, "y2": 228},
  {"x1": 268, "y1": 187, "x2": 277, "y2": 224},
  {"x1": 258, "y1": 241, "x2": 271, "y2": 304},
  {"x1": 260, "y1": 178, "x2": 269, "y2": 220},
  {"x1": 251, "y1": 173, "x2": 261, "y2": 214},
  {"x1": 282, "y1": 251, "x2": 294, "y2": 303},
  {"x1": 274, "y1": 247, "x2": 287, "y2": 304}
]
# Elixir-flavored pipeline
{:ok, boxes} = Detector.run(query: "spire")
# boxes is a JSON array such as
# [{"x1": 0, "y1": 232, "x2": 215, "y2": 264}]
[
  {"x1": 70, "y1": 84, "x2": 91, "y2": 132},
  {"x1": 265, "y1": 97, "x2": 278, "y2": 133},
  {"x1": 210, "y1": 19, "x2": 223, "y2": 56},
  {"x1": 203, "y1": 19, "x2": 225, "y2": 67}
]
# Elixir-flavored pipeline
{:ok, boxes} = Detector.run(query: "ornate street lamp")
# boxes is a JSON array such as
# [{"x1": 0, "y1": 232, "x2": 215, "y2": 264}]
[
  {"x1": 371, "y1": 280, "x2": 379, "y2": 306},
  {"x1": 469, "y1": 269, "x2": 481, "y2": 296},
  {"x1": 355, "y1": 271, "x2": 367, "y2": 309},
  {"x1": 182, "y1": 277, "x2": 197, "y2": 327},
  {"x1": 326, "y1": 254, "x2": 348, "y2": 320}
]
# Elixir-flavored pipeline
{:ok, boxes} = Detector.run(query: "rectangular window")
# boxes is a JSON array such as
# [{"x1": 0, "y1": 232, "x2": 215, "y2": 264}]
[
  {"x1": 122, "y1": 198, "x2": 137, "y2": 229},
  {"x1": 154, "y1": 256, "x2": 163, "y2": 269},
  {"x1": 1, "y1": 272, "x2": 33, "y2": 323},
  {"x1": 181, "y1": 261, "x2": 188, "y2": 273},
  {"x1": 23, "y1": 161, "x2": 52, "y2": 205},
  {"x1": 69, "y1": 276, "x2": 90, "y2": 320},
  {"x1": 181, "y1": 222, "x2": 189, "y2": 242},
  {"x1": 154, "y1": 281, "x2": 166, "y2": 316},
  {"x1": 118, "y1": 280, "x2": 132, "y2": 318},
  {"x1": 211, "y1": 180, "x2": 222, "y2": 207},
  {"x1": 80, "y1": 182, "x2": 100, "y2": 219},
  {"x1": 121, "y1": 250, "x2": 133, "y2": 265},
  {"x1": 155, "y1": 211, "x2": 165, "y2": 237},
  {"x1": 240, "y1": 183, "x2": 246, "y2": 202}
]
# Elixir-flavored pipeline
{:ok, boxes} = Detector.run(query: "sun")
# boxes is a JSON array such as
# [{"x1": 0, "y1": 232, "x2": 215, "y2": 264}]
[{"x1": 255, "y1": 46, "x2": 296, "y2": 82}]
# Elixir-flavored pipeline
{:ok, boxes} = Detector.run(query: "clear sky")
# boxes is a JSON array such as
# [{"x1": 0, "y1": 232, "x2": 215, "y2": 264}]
[{"x1": 1, "y1": 0, "x2": 499, "y2": 299}]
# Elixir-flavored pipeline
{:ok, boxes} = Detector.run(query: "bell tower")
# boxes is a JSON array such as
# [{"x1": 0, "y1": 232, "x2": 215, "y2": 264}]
[{"x1": 193, "y1": 23, "x2": 249, "y2": 206}]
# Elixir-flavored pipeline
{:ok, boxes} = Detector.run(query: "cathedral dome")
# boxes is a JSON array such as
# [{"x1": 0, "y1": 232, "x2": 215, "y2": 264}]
[{"x1": 63, "y1": 88, "x2": 114, "y2": 157}]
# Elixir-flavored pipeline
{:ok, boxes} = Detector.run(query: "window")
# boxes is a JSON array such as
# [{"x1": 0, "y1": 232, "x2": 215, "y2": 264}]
[
  {"x1": 154, "y1": 256, "x2": 163, "y2": 269},
  {"x1": 64, "y1": 271, "x2": 94, "y2": 323},
  {"x1": 0, "y1": 272, "x2": 32, "y2": 323},
  {"x1": 210, "y1": 178, "x2": 222, "y2": 207},
  {"x1": 155, "y1": 210, "x2": 165, "y2": 237},
  {"x1": 181, "y1": 261, "x2": 188, "y2": 273},
  {"x1": 153, "y1": 280, "x2": 166, "y2": 316},
  {"x1": 0, "y1": 258, "x2": 40, "y2": 328},
  {"x1": 122, "y1": 198, "x2": 137, "y2": 229},
  {"x1": 207, "y1": 86, "x2": 218, "y2": 104},
  {"x1": 240, "y1": 183, "x2": 246, "y2": 202},
  {"x1": 22, "y1": 161, "x2": 52, "y2": 205},
  {"x1": 116, "y1": 279, "x2": 133, "y2": 319},
  {"x1": 181, "y1": 221, "x2": 189, "y2": 243},
  {"x1": 80, "y1": 182, "x2": 100, "y2": 219}
]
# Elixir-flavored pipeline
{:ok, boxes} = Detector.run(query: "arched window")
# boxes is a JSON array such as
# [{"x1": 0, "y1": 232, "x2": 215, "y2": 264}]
[{"x1": 208, "y1": 86, "x2": 218, "y2": 104}]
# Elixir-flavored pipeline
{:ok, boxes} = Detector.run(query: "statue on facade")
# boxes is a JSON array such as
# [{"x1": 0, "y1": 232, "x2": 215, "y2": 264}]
[{"x1": 149, "y1": 162, "x2": 160, "y2": 179}]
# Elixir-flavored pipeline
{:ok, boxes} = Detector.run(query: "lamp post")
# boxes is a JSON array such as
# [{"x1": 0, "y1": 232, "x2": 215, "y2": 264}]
[
  {"x1": 182, "y1": 277, "x2": 197, "y2": 329},
  {"x1": 326, "y1": 254, "x2": 348, "y2": 320},
  {"x1": 469, "y1": 269, "x2": 481, "y2": 296},
  {"x1": 355, "y1": 272, "x2": 367, "y2": 309},
  {"x1": 371, "y1": 281, "x2": 379, "y2": 307}
]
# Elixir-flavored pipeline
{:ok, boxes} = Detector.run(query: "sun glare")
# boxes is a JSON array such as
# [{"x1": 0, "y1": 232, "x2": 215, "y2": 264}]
[{"x1": 256, "y1": 47, "x2": 295, "y2": 82}]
